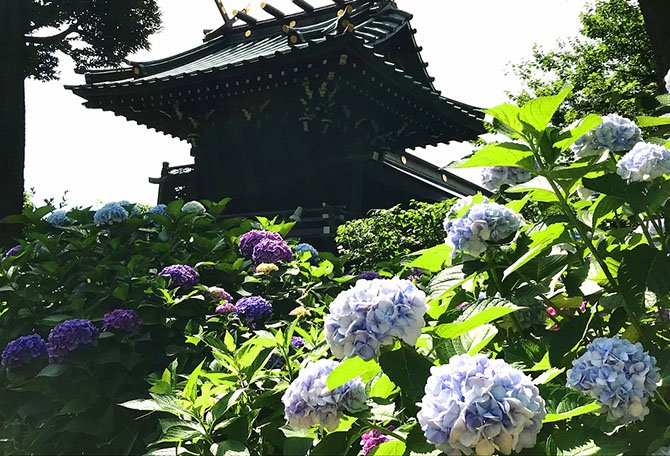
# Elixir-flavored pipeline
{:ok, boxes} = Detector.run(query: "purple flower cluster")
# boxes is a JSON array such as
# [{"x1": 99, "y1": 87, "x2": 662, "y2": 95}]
[
  {"x1": 160, "y1": 264, "x2": 199, "y2": 288},
  {"x1": 215, "y1": 303, "x2": 236, "y2": 315},
  {"x1": 3, "y1": 245, "x2": 21, "y2": 260},
  {"x1": 208, "y1": 287, "x2": 233, "y2": 304},
  {"x1": 102, "y1": 309, "x2": 142, "y2": 333},
  {"x1": 361, "y1": 429, "x2": 390, "y2": 455},
  {"x1": 252, "y1": 238, "x2": 293, "y2": 264},
  {"x1": 46, "y1": 319, "x2": 99, "y2": 363},
  {"x1": 235, "y1": 296, "x2": 272, "y2": 326},
  {"x1": 291, "y1": 336, "x2": 305, "y2": 349},
  {"x1": 1, "y1": 334, "x2": 47, "y2": 371},
  {"x1": 239, "y1": 230, "x2": 283, "y2": 257},
  {"x1": 358, "y1": 271, "x2": 380, "y2": 281}
]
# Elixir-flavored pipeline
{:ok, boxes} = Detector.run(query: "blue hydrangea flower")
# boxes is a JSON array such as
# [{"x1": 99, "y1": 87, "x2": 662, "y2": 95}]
[
  {"x1": 3, "y1": 245, "x2": 21, "y2": 260},
  {"x1": 47, "y1": 319, "x2": 99, "y2": 362},
  {"x1": 94, "y1": 202, "x2": 129, "y2": 226},
  {"x1": 282, "y1": 359, "x2": 367, "y2": 431},
  {"x1": 102, "y1": 309, "x2": 142, "y2": 333},
  {"x1": 566, "y1": 337, "x2": 659, "y2": 423},
  {"x1": 325, "y1": 277, "x2": 427, "y2": 360},
  {"x1": 181, "y1": 201, "x2": 206, "y2": 214},
  {"x1": 481, "y1": 166, "x2": 532, "y2": 191},
  {"x1": 295, "y1": 243, "x2": 319, "y2": 259},
  {"x1": 45, "y1": 209, "x2": 73, "y2": 227},
  {"x1": 252, "y1": 238, "x2": 294, "y2": 264},
  {"x1": 239, "y1": 230, "x2": 283, "y2": 257},
  {"x1": 616, "y1": 142, "x2": 670, "y2": 183},
  {"x1": 572, "y1": 114, "x2": 642, "y2": 158},
  {"x1": 235, "y1": 296, "x2": 272, "y2": 326},
  {"x1": 358, "y1": 271, "x2": 380, "y2": 281},
  {"x1": 160, "y1": 264, "x2": 199, "y2": 288},
  {"x1": 443, "y1": 196, "x2": 488, "y2": 234},
  {"x1": 148, "y1": 204, "x2": 167, "y2": 215},
  {"x1": 418, "y1": 354, "x2": 546, "y2": 456},
  {"x1": 2, "y1": 334, "x2": 48, "y2": 371},
  {"x1": 446, "y1": 202, "x2": 522, "y2": 256},
  {"x1": 291, "y1": 336, "x2": 305, "y2": 349}
]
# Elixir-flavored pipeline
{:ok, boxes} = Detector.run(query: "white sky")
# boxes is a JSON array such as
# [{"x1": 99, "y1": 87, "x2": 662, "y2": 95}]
[{"x1": 24, "y1": 0, "x2": 587, "y2": 207}]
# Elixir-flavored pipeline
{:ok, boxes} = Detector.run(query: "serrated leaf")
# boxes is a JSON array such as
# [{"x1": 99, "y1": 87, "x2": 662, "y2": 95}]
[
  {"x1": 327, "y1": 357, "x2": 380, "y2": 391},
  {"x1": 435, "y1": 298, "x2": 523, "y2": 339},
  {"x1": 119, "y1": 399, "x2": 161, "y2": 411},
  {"x1": 504, "y1": 224, "x2": 565, "y2": 278},
  {"x1": 452, "y1": 142, "x2": 534, "y2": 170},
  {"x1": 519, "y1": 86, "x2": 572, "y2": 131},
  {"x1": 484, "y1": 104, "x2": 524, "y2": 137},
  {"x1": 546, "y1": 429, "x2": 628, "y2": 456},
  {"x1": 636, "y1": 115, "x2": 670, "y2": 127},
  {"x1": 555, "y1": 114, "x2": 602, "y2": 150},
  {"x1": 619, "y1": 245, "x2": 670, "y2": 314},
  {"x1": 540, "y1": 383, "x2": 599, "y2": 423},
  {"x1": 182, "y1": 360, "x2": 204, "y2": 403},
  {"x1": 211, "y1": 441, "x2": 250, "y2": 456},
  {"x1": 408, "y1": 244, "x2": 452, "y2": 273},
  {"x1": 370, "y1": 440, "x2": 406, "y2": 456},
  {"x1": 435, "y1": 324, "x2": 498, "y2": 363},
  {"x1": 427, "y1": 264, "x2": 468, "y2": 302},
  {"x1": 379, "y1": 346, "x2": 432, "y2": 402}
]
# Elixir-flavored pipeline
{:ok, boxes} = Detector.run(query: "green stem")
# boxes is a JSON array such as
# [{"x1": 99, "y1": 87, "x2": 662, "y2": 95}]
[
  {"x1": 362, "y1": 419, "x2": 407, "y2": 443},
  {"x1": 638, "y1": 215, "x2": 658, "y2": 249},
  {"x1": 656, "y1": 390, "x2": 670, "y2": 413}
]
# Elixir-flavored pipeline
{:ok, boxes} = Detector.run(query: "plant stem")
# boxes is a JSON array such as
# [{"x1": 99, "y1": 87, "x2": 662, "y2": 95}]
[
  {"x1": 485, "y1": 251, "x2": 524, "y2": 333},
  {"x1": 638, "y1": 215, "x2": 658, "y2": 249},
  {"x1": 362, "y1": 419, "x2": 407, "y2": 443}
]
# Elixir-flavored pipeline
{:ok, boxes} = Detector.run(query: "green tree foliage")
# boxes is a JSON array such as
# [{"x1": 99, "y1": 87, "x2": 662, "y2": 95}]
[{"x1": 511, "y1": 0, "x2": 658, "y2": 125}]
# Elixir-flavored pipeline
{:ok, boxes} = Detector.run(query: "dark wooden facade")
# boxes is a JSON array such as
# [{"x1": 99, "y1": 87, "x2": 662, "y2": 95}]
[{"x1": 68, "y1": 0, "x2": 487, "y2": 229}]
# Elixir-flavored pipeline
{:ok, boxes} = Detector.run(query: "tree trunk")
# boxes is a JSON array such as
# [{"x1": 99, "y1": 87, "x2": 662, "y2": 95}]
[
  {"x1": 638, "y1": 0, "x2": 670, "y2": 89},
  {"x1": 0, "y1": 0, "x2": 27, "y2": 246}
]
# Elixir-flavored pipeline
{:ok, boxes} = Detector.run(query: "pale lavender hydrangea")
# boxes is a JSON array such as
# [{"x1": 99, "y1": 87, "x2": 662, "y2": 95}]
[
  {"x1": 572, "y1": 114, "x2": 642, "y2": 158},
  {"x1": 252, "y1": 238, "x2": 294, "y2": 264},
  {"x1": 566, "y1": 337, "x2": 659, "y2": 423},
  {"x1": 358, "y1": 271, "x2": 380, "y2": 281},
  {"x1": 3, "y1": 245, "x2": 21, "y2": 260},
  {"x1": 160, "y1": 264, "x2": 199, "y2": 288},
  {"x1": 235, "y1": 296, "x2": 272, "y2": 326},
  {"x1": 181, "y1": 201, "x2": 206, "y2": 214},
  {"x1": 361, "y1": 429, "x2": 390, "y2": 455},
  {"x1": 46, "y1": 319, "x2": 99, "y2": 362},
  {"x1": 45, "y1": 209, "x2": 73, "y2": 227},
  {"x1": 239, "y1": 230, "x2": 283, "y2": 257},
  {"x1": 481, "y1": 167, "x2": 532, "y2": 191},
  {"x1": 102, "y1": 309, "x2": 142, "y2": 333},
  {"x1": 446, "y1": 202, "x2": 522, "y2": 256},
  {"x1": 417, "y1": 354, "x2": 546, "y2": 456},
  {"x1": 616, "y1": 142, "x2": 670, "y2": 183},
  {"x1": 282, "y1": 359, "x2": 367, "y2": 431},
  {"x1": 2, "y1": 334, "x2": 48, "y2": 371},
  {"x1": 325, "y1": 277, "x2": 427, "y2": 360},
  {"x1": 94, "y1": 202, "x2": 129, "y2": 226}
]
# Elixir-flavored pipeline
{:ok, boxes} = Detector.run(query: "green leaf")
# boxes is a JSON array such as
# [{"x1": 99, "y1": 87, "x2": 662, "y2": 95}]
[
  {"x1": 540, "y1": 383, "x2": 600, "y2": 423},
  {"x1": 507, "y1": 176, "x2": 559, "y2": 202},
  {"x1": 370, "y1": 441, "x2": 406, "y2": 456},
  {"x1": 503, "y1": 224, "x2": 566, "y2": 278},
  {"x1": 327, "y1": 357, "x2": 380, "y2": 391},
  {"x1": 37, "y1": 363, "x2": 68, "y2": 378},
  {"x1": 408, "y1": 244, "x2": 452, "y2": 273},
  {"x1": 452, "y1": 143, "x2": 534, "y2": 170},
  {"x1": 543, "y1": 403, "x2": 601, "y2": 423},
  {"x1": 369, "y1": 374, "x2": 398, "y2": 399},
  {"x1": 636, "y1": 115, "x2": 670, "y2": 127},
  {"x1": 554, "y1": 114, "x2": 602, "y2": 150},
  {"x1": 427, "y1": 264, "x2": 468, "y2": 302},
  {"x1": 182, "y1": 360, "x2": 204, "y2": 403},
  {"x1": 518, "y1": 86, "x2": 572, "y2": 132},
  {"x1": 435, "y1": 298, "x2": 523, "y2": 339},
  {"x1": 619, "y1": 245, "x2": 670, "y2": 313},
  {"x1": 435, "y1": 324, "x2": 498, "y2": 363},
  {"x1": 119, "y1": 399, "x2": 161, "y2": 411},
  {"x1": 484, "y1": 104, "x2": 524, "y2": 137},
  {"x1": 532, "y1": 367, "x2": 565, "y2": 385},
  {"x1": 211, "y1": 441, "x2": 250, "y2": 456},
  {"x1": 379, "y1": 346, "x2": 432, "y2": 402},
  {"x1": 546, "y1": 429, "x2": 629, "y2": 456},
  {"x1": 549, "y1": 313, "x2": 592, "y2": 366}
]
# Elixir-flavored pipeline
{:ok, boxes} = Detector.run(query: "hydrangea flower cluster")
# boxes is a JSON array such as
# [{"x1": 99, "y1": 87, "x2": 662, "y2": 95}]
[
  {"x1": 665, "y1": 68, "x2": 670, "y2": 93},
  {"x1": 147, "y1": 204, "x2": 167, "y2": 216},
  {"x1": 572, "y1": 114, "x2": 642, "y2": 158},
  {"x1": 208, "y1": 287, "x2": 233, "y2": 304},
  {"x1": 1, "y1": 334, "x2": 48, "y2": 371},
  {"x1": 181, "y1": 201, "x2": 206, "y2": 214},
  {"x1": 102, "y1": 309, "x2": 142, "y2": 333},
  {"x1": 616, "y1": 142, "x2": 670, "y2": 183},
  {"x1": 358, "y1": 271, "x2": 380, "y2": 281},
  {"x1": 255, "y1": 263, "x2": 279, "y2": 274},
  {"x1": 252, "y1": 238, "x2": 293, "y2": 264},
  {"x1": 291, "y1": 336, "x2": 305, "y2": 349},
  {"x1": 417, "y1": 354, "x2": 546, "y2": 456},
  {"x1": 481, "y1": 166, "x2": 532, "y2": 191},
  {"x1": 45, "y1": 209, "x2": 73, "y2": 227},
  {"x1": 325, "y1": 277, "x2": 427, "y2": 360},
  {"x1": 295, "y1": 243, "x2": 319, "y2": 258},
  {"x1": 361, "y1": 429, "x2": 389, "y2": 455},
  {"x1": 445, "y1": 202, "x2": 522, "y2": 256},
  {"x1": 235, "y1": 296, "x2": 272, "y2": 326},
  {"x1": 282, "y1": 359, "x2": 367, "y2": 431},
  {"x1": 160, "y1": 264, "x2": 199, "y2": 288},
  {"x1": 215, "y1": 303, "x2": 236, "y2": 315},
  {"x1": 443, "y1": 196, "x2": 488, "y2": 234},
  {"x1": 3, "y1": 245, "x2": 21, "y2": 260},
  {"x1": 94, "y1": 202, "x2": 129, "y2": 226},
  {"x1": 239, "y1": 230, "x2": 283, "y2": 257},
  {"x1": 289, "y1": 306, "x2": 311, "y2": 318},
  {"x1": 566, "y1": 337, "x2": 659, "y2": 423},
  {"x1": 46, "y1": 319, "x2": 99, "y2": 362}
]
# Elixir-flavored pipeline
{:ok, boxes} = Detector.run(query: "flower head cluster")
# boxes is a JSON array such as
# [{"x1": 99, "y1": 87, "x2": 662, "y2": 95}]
[
  {"x1": 358, "y1": 271, "x2": 380, "y2": 281},
  {"x1": 208, "y1": 287, "x2": 233, "y2": 304},
  {"x1": 94, "y1": 202, "x2": 129, "y2": 226},
  {"x1": 443, "y1": 196, "x2": 488, "y2": 233},
  {"x1": 282, "y1": 359, "x2": 367, "y2": 431},
  {"x1": 572, "y1": 114, "x2": 642, "y2": 158},
  {"x1": 102, "y1": 309, "x2": 142, "y2": 333},
  {"x1": 3, "y1": 245, "x2": 21, "y2": 260},
  {"x1": 616, "y1": 142, "x2": 670, "y2": 183},
  {"x1": 418, "y1": 354, "x2": 546, "y2": 456},
  {"x1": 147, "y1": 204, "x2": 167, "y2": 215},
  {"x1": 255, "y1": 262, "x2": 279, "y2": 274},
  {"x1": 215, "y1": 303, "x2": 236, "y2": 315},
  {"x1": 252, "y1": 238, "x2": 293, "y2": 264},
  {"x1": 45, "y1": 209, "x2": 73, "y2": 227},
  {"x1": 239, "y1": 230, "x2": 283, "y2": 257},
  {"x1": 235, "y1": 296, "x2": 272, "y2": 326},
  {"x1": 408, "y1": 267, "x2": 425, "y2": 282},
  {"x1": 665, "y1": 68, "x2": 670, "y2": 93},
  {"x1": 181, "y1": 201, "x2": 206, "y2": 214},
  {"x1": 361, "y1": 429, "x2": 390, "y2": 455},
  {"x1": 47, "y1": 319, "x2": 99, "y2": 362},
  {"x1": 566, "y1": 337, "x2": 659, "y2": 423},
  {"x1": 291, "y1": 336, "x2": 305, "y2": 349},
  {"x1": 160, "y1": 264, "x2": 199, "y2": 288},
  {"x1": 481, "y1": 166, "x2": 532, "y2": 191},
  {"x1": 295, "y1": 243, "x2": 319, "y2": 259},
  {"x1": 325, "y1": 277, "x2": 427, "y2": 360},
  {"x1": 446, "y1": 202, "x2": 522, "y2": 256},
  {"x1": 290, "y1": 306, "x2": 312, "y2": 318},
  {"x1": 2, "y1": 334, "x2": 47, "y2": 371}
]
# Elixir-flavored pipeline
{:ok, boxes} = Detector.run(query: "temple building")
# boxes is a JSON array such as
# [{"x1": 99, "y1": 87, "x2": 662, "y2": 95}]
[{"x1": 67, "y1": 0, "x2": 486, "y2": 235}]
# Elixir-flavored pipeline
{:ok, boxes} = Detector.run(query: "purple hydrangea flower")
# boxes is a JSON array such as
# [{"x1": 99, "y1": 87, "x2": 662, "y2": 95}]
[
  {"x1": 45, "y1": 209, "x2": 73, "y2": 227},
  {"x1": 572, "y1": 114, "x2": 642, "y2": 158},
  {"x1": 47, "y1": 319, "x2": 99, "y2": 362},
  {"x1": 418, "y1": 354, "x2": 546, "y2": 455},
  {"x1": 215, "y1": 303, "x2": 236, "y2": 315},
  {"x1": 567, "y1": 337, "x2": 659, "y2": 423},
  {"x1": 408, "y1": 267, "x2": 425, "y2": 282},
  {"x1": 616, "y1": 142, "x2": 670, "y2": 183},
  {"x1": 295, "y1": 243, "x2": 319, "y2": 259},
  {"x1": 102, "y1": 309, "x2": 142, "y2": 333},
  {"x1": 3, "y1": 245, "x2": 21, "y2": 260},
  {"x1": 446, "y1": 202, "x2": 522, "y2": 256},
  {"x1": 235, "y1": 296, "x2": 272, "y2": 326},
  {"x1": 239, "y1": 230, "x2": 283, "y2": 257},
  {"x1": 358, "y1": 271, "x2": 380, "y2": 281},
  {"x1": 93, "y1": 202, "x2": 129, "y2": 226},
  {"x1": 2, "y1": 334, "x2": 48, "y2": 371},
  {"x1": 252, "y1": 238, "x2": 294, "y2": 264},
  {"x1": 282, "y1": 359, "x2": 367, "y2": 431},
  {"x1": 361, "y1": 429, "x2": 390, "y2": 455},
  {"x1": 481, "y1": 166, "x2": 533, "y2": 191},
  {"x1": 160, "y1": 264, "x2": 199, "y2": 288},
  {"x1": 208, "y1": 287, "x2": 233, "y2": 304},
  {"x1": 325, "y1": 278, "x2": 427, "y2": 360},
  {"x1": 291, "y1": 336, "x2": 305, "y2": 349}
]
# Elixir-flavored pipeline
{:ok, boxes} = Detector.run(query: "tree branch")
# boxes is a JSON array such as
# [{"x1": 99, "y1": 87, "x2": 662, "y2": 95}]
[{"x1": 25, "y1": 23, "x2": 78, "y2": 45}]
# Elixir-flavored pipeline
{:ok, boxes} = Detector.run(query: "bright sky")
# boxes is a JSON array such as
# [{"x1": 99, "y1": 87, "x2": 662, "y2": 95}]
[{"x1": 24, "y1": 0, "x2": 587, "y2": 207}]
